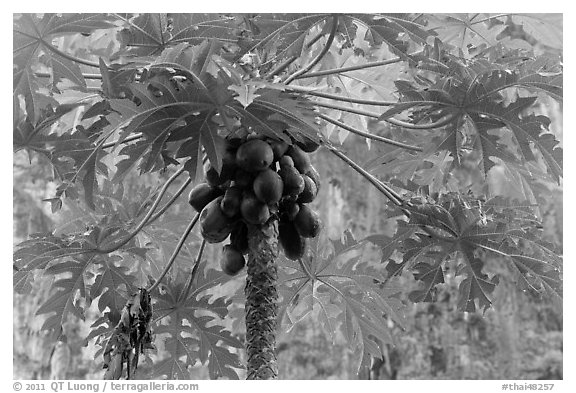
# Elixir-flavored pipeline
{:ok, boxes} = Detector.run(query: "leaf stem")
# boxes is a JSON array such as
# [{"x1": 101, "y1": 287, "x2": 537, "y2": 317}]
[
  {"x1": 318, "y1": 113, "x2": 423, "y2": 152},
  {"x1": 181, "y1": 239, "x2": 206, "y2": 301},
  {"x1": 288, "y1": 86, "x2": 397, "y2": 106},
  {"x1": 102, "y1": 133, "x2": 143, "y2": 150},
  {"x1": 265, "y1": 28, "x2": 326, "y2": 78},
  {"x1": 35, "y1": 71, "x2": 103, "y2": 80},
  {"x1": 147, "y1": 212, "x2": 201, "y2": 293},
  {"x1": 96, "y1": 166, "x2": 186, "y2": 253},
  {"x1": 314, "y1": 100, "x2": 458, "y2": 129},
  {"x1": 42, "y1": 39, "x2": 102, "y2": 68},
  {"x1": 326, "y1": 145, "x2": 404, "y2": 206},
  {"x1": 294, "y1": 55, "x2": 410, "y2": 80},
  {"x1": 284, "y1": 15, "x2": 339, "y2": 84},
  {"x1": 471, "y1": 13, "x2": 513, "y2": 25},
  {"x1": 266, "y1": 56, "x2": 298, "y2": 78},
  {"x1": 147, "y1": 177, "x2": 193, "y2": 225}
]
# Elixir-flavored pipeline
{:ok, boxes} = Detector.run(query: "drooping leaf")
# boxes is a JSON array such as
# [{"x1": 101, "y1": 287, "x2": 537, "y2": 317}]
[
  {"x1": 455, "y1": 254, "x2": 498, "y2": 313},
  {"x1": 36, "y1": 255, "x2": 97, "y2": 333},
  {"x1": 90, "y1": 256, "x2": 139, "y2": 313},
  {"x1": 13, "y1": 233, "x2": 93, "y2": 293},
  {"x1": 469, "y1": 97, "x2": 562, "y2": 182},
  {"x1": 50, "y1": 129, "x2": 110, "y2": 209},
  {"x1": 366, "y1": 192, "x2": 561, "y2": 312},
  {"x1": 504, "y1": 250, "x2": 562, "y2": 307},
  {"x1": 383, "y1": 53, "x2": 563, "y2": 183},
  {"x1": 117, "y1": 14, "x2": 241, "y2": 57},
  {"x1": 250, "y1": 88, "x2": 319, "y2": 141},
  {"x1": 228, "y1": 82, "x2": 262, "y2": 108},
  {"x1": 349, "y1": 14, "x2": 434, "y2": 59},
  {"x1": 509, "y1": 14, "x2": 562, "y2": 49},
  {"x1": 408, "y1": 261, "x2": 445, "y2": 303},
  {"x1": 365, "y1": 219, "x2": 418, "y2": 276},
  {"x1": 13, "y1": 103, "x2": 82, "y2": 155},
  {"x1": 249, "y1": 14, "x2": 329, "y2": 64},
  {"x1": 102, "y1": 289, "x2": 154, "y2": 380},
  {"x1": 151, "y1": 273, "x2": 243, "y2": 380},
  {"x1": 425, "y1": 13, "x2": 505, "y2": 53},
  {"x1": 465, "y1": 56, "x2": 563, "y2": 103},
  {"x1": 168, "y1": 14, "x2": 241, "y2": 45},
  {"x1": 276, "y1": 234, "x2": 407, "y2": 374},
  {"x1": 108, "y1": 74, "x2": 215, "y2": 178},
  {"x1": 13, "y1": 14, "x2": 115, "y2": 120}
]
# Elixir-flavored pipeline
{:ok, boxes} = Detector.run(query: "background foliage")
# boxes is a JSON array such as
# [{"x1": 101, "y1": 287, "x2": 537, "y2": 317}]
[{"x1": 13, "y1": 13, "x2": 562, "y2": 379}]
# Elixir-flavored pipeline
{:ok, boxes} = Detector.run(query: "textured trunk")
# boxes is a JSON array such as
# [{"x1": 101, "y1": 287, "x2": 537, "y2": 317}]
[{"x1": 244, "y1": 219, "x2": 279, "y2": 380}]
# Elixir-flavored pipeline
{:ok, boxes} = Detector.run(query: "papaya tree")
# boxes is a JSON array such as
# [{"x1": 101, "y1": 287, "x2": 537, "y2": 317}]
[{"x1": 13, "y1": 13, "x2": 562, "y2": 380}]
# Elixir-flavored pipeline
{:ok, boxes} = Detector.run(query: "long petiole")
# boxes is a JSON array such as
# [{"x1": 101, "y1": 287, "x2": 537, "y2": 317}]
[
  {"x1": 318, "y1": 113, "x2": 423, "y2": 152},
  {"x1": 148, "y1": 212, "x2": 201, "y2": 293},
  {"x1": 97, "y1": 166, "x2": 186, "y2": 253}
]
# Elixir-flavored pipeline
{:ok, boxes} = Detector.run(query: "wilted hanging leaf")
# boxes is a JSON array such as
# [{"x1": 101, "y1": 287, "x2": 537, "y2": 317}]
[{"x1": 102, "y1": 288, "x2": 154, "y2": 380}]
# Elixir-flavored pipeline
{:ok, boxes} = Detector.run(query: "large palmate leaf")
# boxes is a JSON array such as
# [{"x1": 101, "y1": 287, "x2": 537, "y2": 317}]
[
  {"x1": 14, "y1": 177, "x2": 161, "y2": 331},
  {"x1": 465, "y1": 56, "x2": 563, "y2": 104},
  {"x1": 368, "y1": 193, "x2": 562, "y2": 313},
  {"x1": 468, "y1": 97, "x2": 562, "y2": 182},
  {"x1": 35, "y1": 256, "x2": 95, "y2": 333},
  {"x1": 509, "y1": 14, "x2": 563, "y2": 49},
  {"x1": 50, "y1": 128, "x2": 111, "y2": 210},
  {"x1": 117, "y1": 13, "x2": 242, "y2": 57},
  {"x1": 277, "y1": 233, "x2": 407, "y2": 373},
  {"x1": 90, "y1": 256, "x2": 139, "y2": 313},
  {"x1": 248, "y1": 14, "x2": 329, "y2": 64},
  {"x1": 13, "y1": 103, "x2": 81, "y2": 155},
  {"x1": 13, "y1": 14, "x2": 115, "y2": 121},
  {"x1": 379, "y1": 53, "x2": 563, "y2": 184},
  {"x1": 151, "y1": 271, "x2": 243, "y2": 379},
  {"x1": 14, "y1": 230, "x2": 144, "y2": 336},
  {"x1": 13, "y1": 226, "x2": 116, "y2": 336},
  {"x1": 108, "y1": 73, "x2": 216, "y2": 178},
  {"x1": 425, "y1": 13, "x2": 505, "y2": 53},
  {"x1": 348, "y1": 14, "x2": 433, "y2": 59},
  {"x1": 13, "y1": 233, "x2": 93, "y2": 295},
  {"x1": 106, "y1": 42, "x2": 320, "y2": 179}
]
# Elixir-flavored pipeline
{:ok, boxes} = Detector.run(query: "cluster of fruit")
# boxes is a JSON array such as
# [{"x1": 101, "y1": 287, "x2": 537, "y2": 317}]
[{"x1": 188, "y1": 135, "x2": 322, "y2": 276}]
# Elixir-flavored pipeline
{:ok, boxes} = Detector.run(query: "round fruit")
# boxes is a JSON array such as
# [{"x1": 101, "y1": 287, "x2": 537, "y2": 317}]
[
  {"x1": 280, "y1": 169, "x2": 305, "y2": 198},
  {"x1": 269, "y1": 139, "x2": 289, "y2": 161},
  {"x1": 287, "y1": 145, "x2": 311, "y2": 173},
  {"x1": 293, "y1": 204, "x2": 321, "y2": 238},
  {"x1": 200, "y1": 197, "x2": 234, "y2": 243},
  {"x1": 220, "y1": 245, "x2": 246, "y2": 276},
  {"x1": 230, "y1": 222, "x2": 249, "y2": 254},
  {"x1": 294, "y1": 136, "x2": 320, "y2": 153},
  {"x1": 253, "y1": 169, "x2": 284, "y2": 204},
  {"x1": 220, "y1": 185, "x2": 243, "y2": 218},
  {"x1": 279, "y1": 155, "x2": 294, "y2": 168},
  {"x1": 236, "y1": 139, "x2": 274, "y2": 172},
  {"x1": 240, "y1": 193, "x2": 271, "y2": 225},
  {"x1": 279, "y1": 220, "x2": 307, "y2": 260},
  {"x1": 188, "y1": 183, "x2": 223, "y2": 212},
  {"x1": 297, "y1": 175, "x2": 318, "y2": 203},
  {"x1": 283, "y1": 200, "x2": 300, "y2": 221},
  {"x1": 304, "y1": 166, "x2": 320, "y2": 190}
]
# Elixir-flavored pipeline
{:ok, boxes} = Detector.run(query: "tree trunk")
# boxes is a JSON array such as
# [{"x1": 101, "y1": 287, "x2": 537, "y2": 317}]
[{"x1": 244, "y1": 218, "x2": 279, "y2": 380}]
